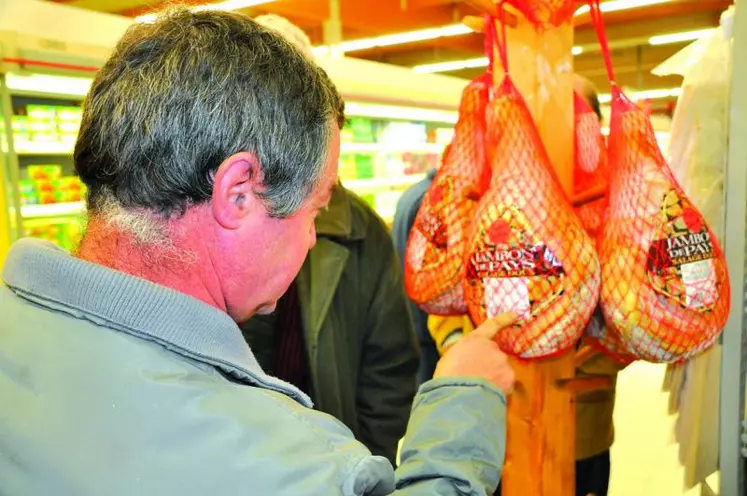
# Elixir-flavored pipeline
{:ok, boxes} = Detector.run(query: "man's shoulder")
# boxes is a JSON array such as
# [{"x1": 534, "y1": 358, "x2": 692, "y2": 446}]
[
  {"x1": 0, "y1": 303, "x2": 392, "y2": 494},
  {"x1": 344, "y1": 188, "x2": 392, "y2": 242}
]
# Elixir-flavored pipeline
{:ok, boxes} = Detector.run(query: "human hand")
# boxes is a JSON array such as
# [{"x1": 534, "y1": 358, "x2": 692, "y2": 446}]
[{"x1": 433, "y1": 313, "x2": 517, "y2": 394}]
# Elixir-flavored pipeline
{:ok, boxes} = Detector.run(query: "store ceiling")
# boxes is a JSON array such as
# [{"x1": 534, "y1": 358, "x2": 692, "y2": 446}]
[{"x1": 49, "y1": 0, "x2": 733, "y2": 112}]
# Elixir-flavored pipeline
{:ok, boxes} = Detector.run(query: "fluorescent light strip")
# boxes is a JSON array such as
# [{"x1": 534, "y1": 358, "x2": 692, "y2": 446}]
[
  {"x1": 6, "y1": 73, "x2": 93, "y2": 97},
  {"x1": 413, "y1": 57, "x2": 489, "y2": 74},
  {"x1": 345, "y1": 102, "x2": 458, "y2": 124},
  {"x1": 649, "y1": 28, "x2": 714, "y2": 45},
  {"x1": 314, "y1": 0, "x2": 675, "y2": 56},
  {"x1": 598, "y1": 87, "x2": 682, "y2": 103},
  {"x1": 414, "y1": 47, "x2": 582, "y2": 73},
  {"x1": 313, "y1": 23, "x2": 472, "y2": 57},
  {"x1": 575, "y1": 0, "x2": 672, "y2": 16},
  {"x1": 135, "y1": 0, "x2": 275, "y2": 23},
  {"x1": 414, "y1": 22, "x2": 711, "y2": 74}
]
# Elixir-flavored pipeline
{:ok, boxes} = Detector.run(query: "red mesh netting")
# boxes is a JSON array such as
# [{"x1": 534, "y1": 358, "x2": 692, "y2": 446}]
[
  {"x1": 503, "y1": 0, "x2": 576, "y2": 28},
  {"x1": 463, "y1": 75, "x2": 601, "y2": 359},
  {"x1": 573, "y1": 91, "x2": 609, "y2": 240},
  {"x1": 403, "y1": 72, "x2": 492, "y2": 315},
  {"x1": 584, "y1": 0, "x2": 731, "y2": 363},
  {"x1": 584, "y1": 308, "x2": 636, "y2": 364},
  {"x1": 599, "y1": 86, "x2": 731, "y2": 363},
  {"x1": 572, "y1": 89, "x2": 634, "y2": 363}
]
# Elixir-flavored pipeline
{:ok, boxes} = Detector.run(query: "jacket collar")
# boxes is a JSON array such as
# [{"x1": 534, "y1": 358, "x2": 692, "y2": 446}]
[
  {"x1": 1, "y1": 238, "x2": 312, "y2": 407},
  {"x1": 314, "y1": 183, "x2": 366, "y2": 241}
]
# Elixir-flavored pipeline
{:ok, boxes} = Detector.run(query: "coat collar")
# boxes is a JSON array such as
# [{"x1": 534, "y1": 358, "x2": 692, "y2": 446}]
[
  {"x1": 1, "y1": 238, "x2": 312, "y2": 408},
  {"x1": 296, "y1": 183, "x2": 369, "y2": 372},
  {"x1": 314, "y1": 183, "x2": 367, "y2": 241}
]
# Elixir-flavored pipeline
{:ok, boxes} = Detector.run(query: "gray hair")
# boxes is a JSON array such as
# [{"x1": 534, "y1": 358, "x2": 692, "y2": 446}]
[{"x1": 74, "y1": 7, "x2": 345, "y2": 241}]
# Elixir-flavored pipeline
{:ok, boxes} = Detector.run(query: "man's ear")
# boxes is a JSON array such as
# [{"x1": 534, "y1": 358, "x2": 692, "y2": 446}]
[{"x1": 212, "y1": 152, "x2": 264, "y2": 230}]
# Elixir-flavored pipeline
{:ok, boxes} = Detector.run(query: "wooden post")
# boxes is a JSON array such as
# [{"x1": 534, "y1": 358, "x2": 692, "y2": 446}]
[
  {"x1": 484, "y1": 8, "x2": 577, "y2": 495},
  {"x1": 465, "y1": 2, "x2": 580, "y2": 494},
  {"x1": 497, "y1": 11, "x2": 577, "y2": 495}
]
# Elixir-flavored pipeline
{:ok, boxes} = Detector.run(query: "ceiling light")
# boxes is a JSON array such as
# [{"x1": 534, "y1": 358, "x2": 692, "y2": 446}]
[
  {"x1": 313, "y1": 23, "x2": 472, "y2": 56},
  {"x1": 413, "y1": 46, "x2": 583, "y2": 73},
  {"x1": 413, "y1": 57, "x2": 489, "y2": 74},
  {"x1": 345, "y1": 102, "x2": 458, "y2": 124},
  {"x1": 597, "y1": 87, "x2": 682, "y2": 103},
  {"x1": 575, "y1": 0, "x2": 672, "y2": 16},
  {"x1": 649, "y1": 28, "x2": 714, "y2": 45},
  {"x1": 314, "y1": 1, "x2": 675, "y2": 56},
  {"x1": 135, "y1": 0, "x2": 275, "y2": 23},
  {"x1": 6, "y1": 73, "x2": 93, "y2": 98}
]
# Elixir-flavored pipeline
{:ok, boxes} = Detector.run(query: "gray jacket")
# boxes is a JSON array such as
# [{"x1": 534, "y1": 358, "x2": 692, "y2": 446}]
[{"x1": 0, "y1": 239, "x2": 507, "y2": 495}]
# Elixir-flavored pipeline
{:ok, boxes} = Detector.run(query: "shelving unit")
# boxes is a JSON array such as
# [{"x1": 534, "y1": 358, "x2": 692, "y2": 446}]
[
  {"x1": 336, "y1": 111, "x2": 453, "y2": 223},
  {"x1": 21, "y1": 201, "x2": 84, "y2": 219},
  {"x1": 0, "y1": 0, "x2": 130, "y2": 255}
]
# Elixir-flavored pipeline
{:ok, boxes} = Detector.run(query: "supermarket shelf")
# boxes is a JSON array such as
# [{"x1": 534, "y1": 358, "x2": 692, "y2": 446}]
[
  {"x1": 342, "y1": 174, "x2": 426, "y2": 192},
  {"x1": 15, "y1": 143, "x2": 74, "y2": 156},
  {"x1": 341, "y1": 142, "x2": 446, "y2": 154},
  {"x1": 21, "y1": 201, "x2": 84, "y2": 219}
]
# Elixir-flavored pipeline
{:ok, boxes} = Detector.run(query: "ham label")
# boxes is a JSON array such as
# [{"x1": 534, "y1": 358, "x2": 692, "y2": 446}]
[{"x1": 647, "y1": 189, "x2": 719, "y2": 311}]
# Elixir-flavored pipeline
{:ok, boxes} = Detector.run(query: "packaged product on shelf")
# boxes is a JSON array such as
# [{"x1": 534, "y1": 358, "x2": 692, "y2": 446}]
[
  {"x1": 52, "y1": 177, "x2": 85, "y2": 203},
  {"x1": 340, "y1": 127, "x2": 354, "y2": 143},
  {"x1": 348, "y1": 117, "x2": 374, "y2": 143},
  {"x1": 18, "y1": 180, "x2": 38, "y2": 205},
  {"x1": 382, "y1": 154, "x2": 406, "y2": 178},
  {"x1": 26, "y1": 105, "x2": 59, "y2": 144},
  {"x1": 23, "y1": 167, "x2": 84, "y2": 205},
  {"x1": 56, "y1": 106, "x2": 82, "y2": 145},
  {"x1": 338, "y1": 154, "x2": 357, "y2": 182},
  {"x1": 24, "y1": 219, "x2": 82, "y2": 252},
  {"x1": 400, "y1": 152, "x2": 436, "y2": 176},
  {"x1": 26, "y1": 164, "x2": 63, "y2": 181},
  {"x1": 27, "y1": 104, "x2": 57, "y2": 122},
  {"x1": 25, "y1": 222, "x2": 62, "y2": 245},
  {"x1": 15, "y1": 104, "x2": 81, "y2": 151},
  {"x1": 381, "y1": 121, "x2": 426, "y2": 145},
  {"x1": 354, "y1": 154, "x2": 374, "y2": 179},
  {"x1": 11, "y1": 116, "x2": 31, "y2": 150},
  {"x1": 56, "y1": 106, "x2": 82, "y2": 124}
]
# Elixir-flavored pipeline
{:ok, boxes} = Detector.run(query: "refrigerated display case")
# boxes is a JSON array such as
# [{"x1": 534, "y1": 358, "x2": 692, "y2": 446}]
[
  {"x1": 336, "y1": 111, "x2": 454, "y2": 223},
  {"x1": 0, "y1": 0, "x2": 130, "y2": 256}
]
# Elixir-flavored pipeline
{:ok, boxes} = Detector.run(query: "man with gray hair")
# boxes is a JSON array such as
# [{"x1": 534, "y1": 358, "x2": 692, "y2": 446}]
[
  {"x1": 0, "y1": 8, "x2": 514, "y2": 495},
  {"x1": 243, "y1": 14, "x2": 419, "y2": 465}
]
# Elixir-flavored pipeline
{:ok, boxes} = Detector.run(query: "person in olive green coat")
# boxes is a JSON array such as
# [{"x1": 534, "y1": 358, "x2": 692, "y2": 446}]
[{"x1": 241, "y1": 184, "x2": 420, "y2": 465}]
